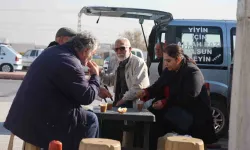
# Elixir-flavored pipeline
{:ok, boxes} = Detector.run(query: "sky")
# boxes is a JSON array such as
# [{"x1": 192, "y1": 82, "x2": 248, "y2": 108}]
[{"x1": 0, "y1": 0, "x2": 237, "y2": 46}]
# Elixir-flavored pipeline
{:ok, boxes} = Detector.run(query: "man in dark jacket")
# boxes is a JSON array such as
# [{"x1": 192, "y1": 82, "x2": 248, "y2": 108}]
[
  {"x1": 4, "y1": 31, "x2": 109, "y2": 150},
  {"x1": 47, "y1": 27, "x2": 77, "y2": 48},
  {"x1": 154, "y1": 42, "x2": 164, "y2": 76}
]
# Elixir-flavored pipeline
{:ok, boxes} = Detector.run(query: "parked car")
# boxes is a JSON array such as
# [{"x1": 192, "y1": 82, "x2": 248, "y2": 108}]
[
  {"x1": 0, "y1": 43, "x2": 23, "y2": 72},
  {"x1": 227, "y1": 28, "x2": 235, "y2": 116},
  {"x1": 103, "y1": 56, "x2": 110, "y2": 72},
  {"x1": 81, "y1": 6, "x2": 236, "y2": 137},
  {"x1": 155, "y1": 20, "x2": 235, "y2": 138},
  {"x1": 131, "y1": 48, "x2": 144, "y2": 60},
  {"x1": 103, "y1": 48, "x2": 145, "y2": 73},
  {"x1": 22, "y1": 49, "x2": 44, "y2": 69}
]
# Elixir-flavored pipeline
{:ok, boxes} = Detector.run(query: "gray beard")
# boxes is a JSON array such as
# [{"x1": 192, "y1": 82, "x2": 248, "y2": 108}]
[{"x1": 117, "y1": 54, "x2": 129, "y2": 61}]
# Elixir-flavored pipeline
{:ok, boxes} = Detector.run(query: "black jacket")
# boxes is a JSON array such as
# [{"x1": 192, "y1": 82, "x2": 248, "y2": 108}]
[
  {"x1": 145, "y1": 58, "x2": 217, "y2": 144},
  {"x1": 158, "y1": 58, "x2": 163, "y2": 76},
  {"x1": 47, "y1": 41, "x2": 59, "y2": 48},
  {"x1": 4, "y1": 42, "x2": 100, "y2": 147}
]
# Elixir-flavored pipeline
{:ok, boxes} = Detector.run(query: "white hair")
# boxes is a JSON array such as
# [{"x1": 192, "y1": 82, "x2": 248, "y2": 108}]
[{"x1": 115, "y1": 37, "x2": 131, "y2": 47}]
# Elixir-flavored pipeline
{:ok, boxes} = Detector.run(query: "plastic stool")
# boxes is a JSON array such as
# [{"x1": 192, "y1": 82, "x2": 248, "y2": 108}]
[
  {"x1": 157, "y1": 135, "x2": 204, "y2": 150},
  {"x1": 79, "y1": 138, "x2": 121, "y2": 150},
  {"x1": 8, "y1": 134, "x2": 40, "y2": 150}
]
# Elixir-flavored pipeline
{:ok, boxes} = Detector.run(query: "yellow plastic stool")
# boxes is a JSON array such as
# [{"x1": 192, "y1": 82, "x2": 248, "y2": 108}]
[
  {"x1": 157, "y1": 135, "x2": 204, "y2": 150},
  {"x1": 8, "y1": 133, "x2": 40, "y2": 150},
  {"x1": 79, "y1": 138, "x2": 121, "y2": 150},
  {"x1": 22, "y1": 142, "x2": 40, "y2": 150}
]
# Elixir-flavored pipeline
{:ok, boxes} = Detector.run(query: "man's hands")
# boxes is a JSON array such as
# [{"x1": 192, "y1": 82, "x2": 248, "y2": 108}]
[
  {"x1": 98, "y1": 87, "x2": 112, "y2": 99},
  {"x1": 99, "y1": 67, "x2": 104, "y2": 74},
  {"x1": 114, "y1": 90, "x2": 146, "y2": 107},
  {"x1": 115, "y1": 99, "x2": 126, "y2": 106},
  {"x1": 152, "y1": 100, "x2": 164, "y2": 110},
  {"x1": 87, "y1": 61, "x2": 100, "y2": 76}
]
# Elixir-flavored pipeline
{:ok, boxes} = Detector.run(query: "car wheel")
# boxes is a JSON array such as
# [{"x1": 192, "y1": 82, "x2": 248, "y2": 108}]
[
  {"x1": 0, "y1": 64, "x2": 13, "y2": 72},
  {"x1": 211, "y1": 97, "x2": 229, "y2": 138}
]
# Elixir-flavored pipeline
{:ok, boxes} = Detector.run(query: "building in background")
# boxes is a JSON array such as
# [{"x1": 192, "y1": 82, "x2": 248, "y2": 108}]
[{"x1": 10, "y1": 43, "x2": 46, "y2": 54}]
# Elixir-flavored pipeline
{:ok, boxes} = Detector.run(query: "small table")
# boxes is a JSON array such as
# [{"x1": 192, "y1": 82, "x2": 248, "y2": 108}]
[{"x1": 92, "y1": 106, "x2": 155, "y2": 150}]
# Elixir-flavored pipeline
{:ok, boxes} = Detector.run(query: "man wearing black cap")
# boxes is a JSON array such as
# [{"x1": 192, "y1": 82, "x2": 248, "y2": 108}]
[
  {"x1": 47, "y1": 27, "x2": 77, "y2": 48},
  {"x1": 4, "y1": 31, "x2": 112, "y2": 150}
]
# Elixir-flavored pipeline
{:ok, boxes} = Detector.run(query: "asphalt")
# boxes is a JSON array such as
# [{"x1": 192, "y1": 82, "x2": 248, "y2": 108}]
[
  {"x1": 0, "y1": 79, "x2": 103, "y2": 150},
  {"x1": 0, "y1": 79, "x2": 228, "y2": 150}
]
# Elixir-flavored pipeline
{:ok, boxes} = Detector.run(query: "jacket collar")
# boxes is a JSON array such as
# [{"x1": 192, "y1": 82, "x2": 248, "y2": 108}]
[
  {"x1": 61, "y1": 42, "x2": 81, "y2": 60},
  {"x1": 47, "y1": 41, "x2": 59, "y2": 48},
  {"x1": 114, "y1": 53, "x2": 134, "y2": 72},
  {"x1": 119, "y1": 55, "x2": 130, "y2": 67},
  {"x1": 125, "y1": 53, "x2": 134, "y2": 69}
]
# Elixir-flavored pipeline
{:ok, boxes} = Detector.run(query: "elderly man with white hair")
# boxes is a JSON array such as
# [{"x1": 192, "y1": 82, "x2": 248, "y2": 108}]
[
  {"x1": 100, "y1": 38, "x2": 150, "y2": 142},
  {"x1": 101, "y1": 37, "x2": 150, "y2": 107}
]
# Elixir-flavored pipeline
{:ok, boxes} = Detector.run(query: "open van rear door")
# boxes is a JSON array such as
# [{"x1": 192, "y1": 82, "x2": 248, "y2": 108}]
[
  {"x1": 78, "y1": 6, "x2": 172, "y2": 40},
  {"x1": 78, "y1": 6, "x2": 173, "y2": 42},
  {"x1": 78, "y1": 6, "x2": 173, "y2": 81},
  {"x1": 78, "y1": 6, "x2": 173, "y2": 24}
]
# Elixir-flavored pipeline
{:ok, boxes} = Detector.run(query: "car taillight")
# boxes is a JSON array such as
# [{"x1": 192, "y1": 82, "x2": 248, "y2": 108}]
[
  {"x1": 205, "y1": 82, "x2": 210, "y2": 96},
  {"x1": 15, "y1": 57, "x2": 19, "y2": 61}
]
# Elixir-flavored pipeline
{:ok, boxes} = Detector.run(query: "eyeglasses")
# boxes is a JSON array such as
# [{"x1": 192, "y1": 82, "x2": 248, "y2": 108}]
[{"x1": 114, "y1": 46, "x2": 130, "y2": 52}]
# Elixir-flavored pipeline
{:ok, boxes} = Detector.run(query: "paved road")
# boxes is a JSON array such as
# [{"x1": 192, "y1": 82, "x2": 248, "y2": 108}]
[
  {"x1": 0, "y1": 80, "x2": 21, "y2": 100},
  {"x1": 0, "y1": 79, "x2": 228, "y2": 150},
  {"x1": 0, "y1": 80, "x2": 22, "y2": 149}
]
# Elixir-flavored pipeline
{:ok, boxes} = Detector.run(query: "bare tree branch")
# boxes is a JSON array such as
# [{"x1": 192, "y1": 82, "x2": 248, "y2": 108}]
[{"x1": 119, "y1": 29, "x2": 147, "y2": 51}]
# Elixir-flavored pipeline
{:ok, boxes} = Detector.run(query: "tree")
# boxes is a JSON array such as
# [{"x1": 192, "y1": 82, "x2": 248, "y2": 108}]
[
  {"x1": 119, "y1": 29, "x2": 147, "y2": 51},
  {"x1": 229, "y1": 0, "x2": 250, "y2": 150}
]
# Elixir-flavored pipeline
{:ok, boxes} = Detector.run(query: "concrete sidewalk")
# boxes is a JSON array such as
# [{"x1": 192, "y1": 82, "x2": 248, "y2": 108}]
[{"x1": 0, "y1": 102, "x2": 23, "y2": 150}]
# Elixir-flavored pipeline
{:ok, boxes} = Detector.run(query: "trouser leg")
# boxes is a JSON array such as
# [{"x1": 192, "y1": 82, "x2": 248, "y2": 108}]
[
  {"x1": 64, "y1": 110, "x2": 99, "y2": 150},
  {"x1": 84, "y1": 110, "x2": 99, "y2": 138},
  {"x1": 148, "y1": 106, "x2": 166, "y2": 150}
]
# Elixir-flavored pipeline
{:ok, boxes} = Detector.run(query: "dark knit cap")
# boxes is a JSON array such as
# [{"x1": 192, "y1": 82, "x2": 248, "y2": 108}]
[{"x1": 55, "y1": 27, "x2": 77, "y2": 37}]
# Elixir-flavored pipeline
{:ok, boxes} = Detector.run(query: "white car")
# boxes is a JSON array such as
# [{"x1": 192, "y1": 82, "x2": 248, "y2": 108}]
[
  {"x1": 22, "y1": 49, "x2": 44, "y2": 69},
  {"x1": 0, "y1": 44, "x2": 23, "y2": 72},
  {"x1": 103, "y1": 56, "x2": 111, "y2": 72},
  {"x1": 131, "y1": 48, "x2": 144, "y2": 60},
  {"x1": 103, "y1": 48, "x2": 145, "y2": 73}
]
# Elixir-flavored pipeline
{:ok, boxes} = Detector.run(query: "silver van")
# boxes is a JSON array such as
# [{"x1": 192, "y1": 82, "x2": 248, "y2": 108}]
[
  {"x1": 78, "y1": 6, "x2": 236, "y2": 137},
  {"x1": 152, "y1": 20, "x2": 236, "y2": 138}
]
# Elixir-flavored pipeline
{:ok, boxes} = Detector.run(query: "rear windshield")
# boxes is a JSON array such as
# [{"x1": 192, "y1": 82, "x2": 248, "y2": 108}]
[
  {"x1": 177, "y1": 26, "x2": 223, "y2": 64},
  {"x1": 137, "y1": 51, "x2": 142, "y2": 58},
  {"x1": 2, "y1": 45, "x2": 20, "y2": 56}
]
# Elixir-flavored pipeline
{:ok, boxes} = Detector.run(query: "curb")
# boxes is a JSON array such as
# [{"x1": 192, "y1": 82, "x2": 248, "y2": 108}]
[{"x1": 0, "y1": 72, "x2": 26, "y2": 80}]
